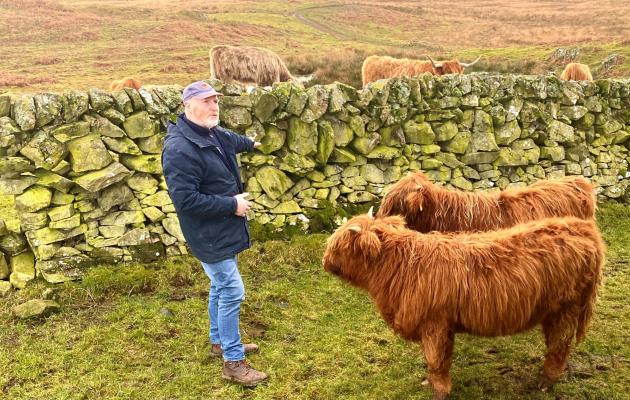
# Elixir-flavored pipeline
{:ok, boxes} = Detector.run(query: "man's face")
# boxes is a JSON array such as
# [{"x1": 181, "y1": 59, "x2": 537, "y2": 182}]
[{"x1": 185, "y1": 95, "x2": 220, "y2": 128}]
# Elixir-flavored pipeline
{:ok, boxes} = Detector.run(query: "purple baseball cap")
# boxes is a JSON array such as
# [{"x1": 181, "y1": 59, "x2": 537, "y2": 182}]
[{"x1": 182, "y1": 81, "x2": 223, "y2": 102}]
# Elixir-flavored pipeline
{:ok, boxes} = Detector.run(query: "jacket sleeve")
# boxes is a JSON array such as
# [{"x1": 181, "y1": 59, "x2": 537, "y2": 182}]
[
  {"x1": 162, "y1": 142, "x2": 237, "y2": 217},
  {"x1": 222, "y1": 128, "x2": 254, "y2": 153}
]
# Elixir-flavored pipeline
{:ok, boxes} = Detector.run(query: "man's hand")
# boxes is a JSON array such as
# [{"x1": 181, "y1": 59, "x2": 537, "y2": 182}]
[
  {"x1": 253, "y1": 141, "x2": 262, "y2": 148},
  {"x1": 234, "y1": 192, "x2": 252, "y2": 216}
]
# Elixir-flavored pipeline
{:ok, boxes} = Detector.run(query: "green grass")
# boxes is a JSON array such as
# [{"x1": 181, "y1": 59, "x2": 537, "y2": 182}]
[{"x1": 1, "y1": 203, "x2": 629, "y2": 399}]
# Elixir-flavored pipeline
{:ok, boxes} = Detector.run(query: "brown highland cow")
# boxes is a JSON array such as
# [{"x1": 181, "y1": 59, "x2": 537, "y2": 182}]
[
  {"x1": 209, "y1": 45, "x2": 294, "y2": 86},
  {"x1": 377, "y1": 172, "x2": 596, "y2": 233},
  {"x1": 110, "y1": 77, "x2": 142, "y2": 91},
  {"x1": 560, "y1": 63, "x2": 593, "y2": 81},
  {"x1": 323, "y1": 213, "x2": 604, "y2": 399},
  {"x1": 361, "y1": 55, "x2": 481, "y2": 86}
]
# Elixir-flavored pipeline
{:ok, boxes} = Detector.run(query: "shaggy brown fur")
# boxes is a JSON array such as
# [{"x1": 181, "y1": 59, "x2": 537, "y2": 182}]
[
  {"x1": 560, "y1": 63, "x2": 593, "y2": 81},
  {"x1": 209, "y1": 45, "x2": 294, "y2": 86},
  {"x1": 377, "y1": 172, "x2": 596, "y2": 233},
  {"x1": 323, "y1": 214, "x2": 604, "y2": 399},
  {"x1": 110, "y1": 77, "x2": 142, "y2": 91},
  {"x1": 361, "y1": 55, "x2": 481, "y2": 86}
]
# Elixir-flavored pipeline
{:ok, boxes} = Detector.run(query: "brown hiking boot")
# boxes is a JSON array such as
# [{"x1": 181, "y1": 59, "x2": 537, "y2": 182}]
[
  {"x1": 211, "y1": 343, "x2": 259, "y2": 357},
  {"x1": 222, "y1": 360, "x2": 268, "y2": 386}
]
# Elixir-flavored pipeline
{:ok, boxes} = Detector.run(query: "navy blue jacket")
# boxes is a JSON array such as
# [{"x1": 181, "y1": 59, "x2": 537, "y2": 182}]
[{"x1": 161, "y1": 115, "x2": 255, "y2": 263}]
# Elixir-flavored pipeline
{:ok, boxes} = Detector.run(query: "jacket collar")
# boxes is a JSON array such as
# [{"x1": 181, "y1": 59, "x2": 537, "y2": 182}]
[{"x1": 173, "y1": 114, "x2": 222, "y2": 149}]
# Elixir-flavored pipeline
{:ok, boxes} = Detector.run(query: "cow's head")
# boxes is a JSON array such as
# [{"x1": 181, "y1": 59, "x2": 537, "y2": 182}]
[
  {"x1": 377, "y1": 172, "x2": 429, "y2": 219},
  {"x1": 427, "y1": 55, "x2": 481, "y2": 75},
  {"x1": 323, "y1": 210, "x2": 406, "y2": 286}
]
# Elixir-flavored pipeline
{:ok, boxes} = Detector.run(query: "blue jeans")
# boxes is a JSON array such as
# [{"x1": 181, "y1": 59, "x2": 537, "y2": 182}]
[{"x1": 201, "y1": 256, "x2": 245, "y2": 361}]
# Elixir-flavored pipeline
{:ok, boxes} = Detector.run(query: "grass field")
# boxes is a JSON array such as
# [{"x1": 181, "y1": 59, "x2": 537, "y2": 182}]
[
  {"x1": 1, "y1": 203, "x2": 629, "y2": 399},
  {"x1": 0, "y1": 0, "x2": 629, "y2": 93}
]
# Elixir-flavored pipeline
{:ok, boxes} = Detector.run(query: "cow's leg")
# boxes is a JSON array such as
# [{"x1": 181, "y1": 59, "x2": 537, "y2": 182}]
[
  {"x1": 539, "y1": 306, "x2": 579, "y2": 391},
  {"x1": 420, "y1": 324, "x2": 455, "y2": 400}
]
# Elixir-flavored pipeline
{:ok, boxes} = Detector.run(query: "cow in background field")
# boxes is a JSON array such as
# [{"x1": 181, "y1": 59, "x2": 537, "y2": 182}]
[
  {"x1": 560, "y1": 63, "x2": 593, "y2": 81},
  {"x1": 110, "y1": 77, "x2": 142, "y2": 91},
  {"x1": 361, "y1": 55, "x2": 481, "y2": 86},
  {"x1": 209, "y1": 45, "x2": 294, "y2": 86},
  {"x1": 323, "y1": 212, "x2": 604, "y2": 399},
  {"x1": 376, "y1": 172, "x2": 596, "y2": 233}
]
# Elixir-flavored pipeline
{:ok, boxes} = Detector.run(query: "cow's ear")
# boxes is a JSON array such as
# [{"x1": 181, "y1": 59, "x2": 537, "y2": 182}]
[
  {"x1": 357, "y1": 230, "x2": 381, "y2": 259},
  {"x1": 405, "y1": 190, "x2": 424, "y2": 212}
]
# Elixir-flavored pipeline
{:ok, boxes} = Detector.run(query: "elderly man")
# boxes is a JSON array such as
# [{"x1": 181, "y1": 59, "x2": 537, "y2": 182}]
[{"x1": 161, "y1": 81, "x2": 267, "y2": 386}]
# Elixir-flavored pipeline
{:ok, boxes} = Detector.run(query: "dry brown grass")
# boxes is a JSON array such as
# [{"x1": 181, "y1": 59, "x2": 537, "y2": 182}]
[{"x1": 0, "y1": 0, "x2": 628, "y2": 94}]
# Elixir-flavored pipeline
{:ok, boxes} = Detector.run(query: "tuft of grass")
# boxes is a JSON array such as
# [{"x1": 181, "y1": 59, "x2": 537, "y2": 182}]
[{"x1": 0, "y1": 203, "x2": 629, "y2": 399}]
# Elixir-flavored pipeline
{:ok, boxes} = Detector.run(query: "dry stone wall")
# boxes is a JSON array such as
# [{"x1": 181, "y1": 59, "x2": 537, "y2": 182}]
[{"x1": 0, "y1": 73, "x2": 629, "y2": 292}]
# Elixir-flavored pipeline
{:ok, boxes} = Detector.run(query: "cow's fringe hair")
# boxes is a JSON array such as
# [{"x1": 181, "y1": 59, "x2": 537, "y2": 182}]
[{"x1": 377, "y1": 172, "x2": 596, "y2": 233}]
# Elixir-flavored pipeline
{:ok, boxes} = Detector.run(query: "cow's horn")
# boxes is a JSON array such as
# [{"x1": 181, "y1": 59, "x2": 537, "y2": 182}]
[
  {"x1": 367, "y1": 206, "x2": 374, "y2": 219},
  {"x1": 460, "y1": 56, "x2": 481, "y2": 68},
  {"x1": 348, "y1": 225, "x2": 362, "y2": 233},
  {"x1": 426, "y1": 55, "x2": 442, "y2": 68}
]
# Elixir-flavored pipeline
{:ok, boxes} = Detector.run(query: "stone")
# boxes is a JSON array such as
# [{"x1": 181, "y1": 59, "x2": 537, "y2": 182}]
[
  {"x1": 100, "y1": 210, "x2": 145, "y2": 226},
  {"x1": 99, "y1": 183, "x2": 135, "y2": 211},
  {"x1": 19, "y1": 131, "x2": 67, "y2": 170},
  {"x1": 403, "y1": 121, "x2": 435, "y2": 144},
  {"x1": 48, "y1": 204, "x2": 75, "y2": 222},
  {"x1": 301, "y1": 85, "x2": 329, "y2": 123},
  {"x1": 91, "y1": 115, "x2": 126, "y2": 137},
  {"x1": 360, "y1": 164, "x2": 385, "y2": 184},
  {"x1": 13, "y1": 95, "x2": 36, "y2": 131},
  {"x1": 259, "y1": 125, "x2": 286, "y2": 154},
  {"x1": 461, "y1": 151, "x2": 499, "y2": 165},
  {"x1": 62, "y1": 90, "x2": 90, "y2": 122},
  {"x1": 0, "y1": 176, "x2": 38, "y2": 195},
  {"x1": 122, "y1": 111, "x2": 156, "y2": 138},
  {"x1": 329, "y1": 118, "x2": 354, "y2": 147},
  {"x1": 451, "y1": 177, "x2": 473, "y2": 191},
  {"x1": 49, "y1": 214, "x2": 81, "y2": 229},
  {"x1": 547, "y1": 120, "x2": 575, "y2": 143},
  {"x1": 366, "y1": 145, "x2": 400, "y2": 160},
  {"x1": 494, "y1": 120, "x2": 521, "y2": 145},
  {"x1": 26, "y1": 170, "x2": 69, "y2": 195},
  {"x1": 15, "y1": 186, "x2": 52, "y2": 212},
  {"x1": 316, "y1": 120, "x2": 335, "y2": 164},
  {"x1": 255, "y1": 166, "x2": 294, "y2": 200},
  {"x1": 287, "y1": 117, "x2": 317, "y2": 156},
  {"x1": 19, "y1": 211, "x2": 49, "y2": 231},
  {"x1": 9, "y1": 251, "x2": 35, "y2": 289},
  {"x1": 432, "y1": 121, "x2": 459, "y2": 141},
  {"x1": 495, "y1": 148, "x2": 529, "y2": 166},
  {"x1": 540, "y1": 146, "x2": 565, "y2": 161},
  {"x1": 126, "y1": 173, "x2": 159, "y2": 194},
  {"x1": 136, "y1": 134, "x2": 164, "y2": 154},
  {"x1": 25, "y1": 224, "x2": 87, "y2": 247},
  {"x1": 13, "y1": 299, "x2": 60, "y2": 319},
  {"x1": 0, "y1": 252, "x2": 8, "y2": 279},
  {"x1": 254, "y1": 93, "x2": 279, "y2": 123},
  {"x1": 270, "y1": 200, "x2": 302, "y2": 214},
  {"x1": 162, "y1": 216, "x2": 185, "y2": 242},
  {"x1": 140, "y1": 190, "x2": 172, "y2": 207},
  {"x1": 0, "y1": 157, "x2": 34, "y2": 177},
  {"x1": 351, "y1": 132, "x2": 380, "y2": 155},
  {"x1": 51, "y1": 121, "x2": 90, "y2": 142},
  {"x1": 347, "y1": 191, "x2": 378, "y2": 203},
  {"x1": 67, "y1": 134, "x2": 112, "y2": 173},
  {"x1": 0, "y1": 281, "x2": 11, "y2": 297},
  {"x1": 119, "y1": 154, "x2": 162, "y2": 174},
  {"x1": 73, "y1": 162, "x2": 131, "y2": 192}
]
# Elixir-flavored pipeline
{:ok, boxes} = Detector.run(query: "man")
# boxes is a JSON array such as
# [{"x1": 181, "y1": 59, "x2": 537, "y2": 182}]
[{"x1": 161, "y1": 81, "x2": 267, "y2": 387}]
